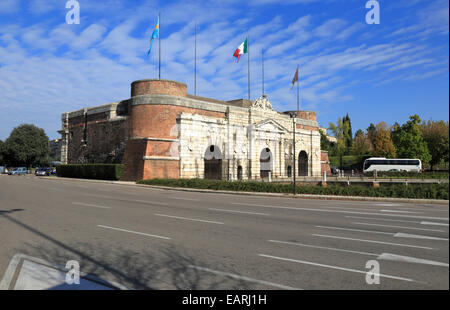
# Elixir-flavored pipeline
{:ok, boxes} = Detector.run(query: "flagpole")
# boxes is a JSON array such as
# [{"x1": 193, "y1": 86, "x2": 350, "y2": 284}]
[
  {"x1": 262, "y1": 48, "x2": 264, "y2": 96},
  {"x1": 247, "y1": 35, "x2": 250, "y2": 100},
  {"x1": 159, "y1": 12, "x2": 161, "y2": 80},
  {"x1": 194, "y1": 21, "x2": 197, "y2": 95},
  {"x1": 296, "y1": 64, "x2": 299, "y2": 112}
]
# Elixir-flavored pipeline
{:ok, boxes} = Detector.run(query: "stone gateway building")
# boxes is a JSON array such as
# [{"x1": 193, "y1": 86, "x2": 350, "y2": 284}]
[{"x1": 60, "y1": 79, "x2": 325, "y2": 181}]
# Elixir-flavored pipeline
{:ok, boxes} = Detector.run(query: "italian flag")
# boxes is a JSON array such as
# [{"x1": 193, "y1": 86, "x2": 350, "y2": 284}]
[{"x1": 233, "y1": 38, "x2": 248, "y2": 63}]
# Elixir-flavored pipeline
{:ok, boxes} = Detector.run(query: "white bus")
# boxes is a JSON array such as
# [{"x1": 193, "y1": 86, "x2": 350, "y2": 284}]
[{"x1": 363, "y1": 157, "x2": 422, "y2": 173}]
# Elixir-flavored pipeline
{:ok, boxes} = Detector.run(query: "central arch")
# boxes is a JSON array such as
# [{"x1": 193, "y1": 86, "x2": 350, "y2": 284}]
[
  {"x1": 260, "y1": 148, "x2": 273, "y2": 179},
  {"x1": 204, "y1": 145, "x2": 222, "y2": 180},
  {"x1": 298, "y1": 151, "x2": 308, "y2": 176}
]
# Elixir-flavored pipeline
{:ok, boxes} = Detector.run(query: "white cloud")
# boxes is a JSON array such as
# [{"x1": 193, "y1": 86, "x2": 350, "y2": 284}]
[
  {"x1": 0, "y1": 0, "x2": 448, "y2": 140},
  {"x1": 0, "y1": 0, "x2": 19, "y2": 14}
]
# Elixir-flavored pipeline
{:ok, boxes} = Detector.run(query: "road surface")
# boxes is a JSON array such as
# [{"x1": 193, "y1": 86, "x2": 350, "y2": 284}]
[{"x1": 0, "y1": 174, "x2": 448, "y2": 290}]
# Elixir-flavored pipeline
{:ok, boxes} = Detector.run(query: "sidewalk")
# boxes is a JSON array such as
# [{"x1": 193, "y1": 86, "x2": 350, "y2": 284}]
[{"x1": 40, "y1": 176, "x2": 450, "y2": 205}]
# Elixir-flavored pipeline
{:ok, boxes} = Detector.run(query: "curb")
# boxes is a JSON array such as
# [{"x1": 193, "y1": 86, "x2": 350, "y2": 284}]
[{"x1": 40, "y1": 176, "x2": 449, "y2": 205}]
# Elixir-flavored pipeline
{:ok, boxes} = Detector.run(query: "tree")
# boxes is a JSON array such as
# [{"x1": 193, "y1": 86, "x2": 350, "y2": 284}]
[
  {"x1": 391, "y1": 115, "x2": 431, "y2": 163},
  {"x1": 4, "y1": 124, "x2": 50, "y2": 167},
  {"x1": 366, "y1": 123, "x2": 376, "y2": 149},
  {"x1": 0, "y1": 139, "x2": 4, "y2": 165},
  {"x1": 328, "y1": 118, "x2": 346, "y2": 157},
  {"x1": 320, "y1": 130, "x2": 333, "y2": 152},
  {"x1": 421, "y1": 119, "x2": 449, "y2": 170},
  {"x1": 343, "y1": 114, "x2": 353, "y2": 151},
  {"x1": 353, "y1": 130, "x2": 372, "y2": 156},
  {"x1": 372, "y1": 122, "x2": 397, "y2": 158}
]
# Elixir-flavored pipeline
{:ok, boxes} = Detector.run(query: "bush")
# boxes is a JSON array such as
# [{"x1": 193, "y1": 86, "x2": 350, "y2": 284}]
[
  {"x1": 56, "y1": 164, "x2": 123, "y2": 180},
  {"x1": 364, "y1": 171, "x2": 449, "y2": 179},
  {"x1": 137, "y1": 178, "x2": 449, "y2": 200}
]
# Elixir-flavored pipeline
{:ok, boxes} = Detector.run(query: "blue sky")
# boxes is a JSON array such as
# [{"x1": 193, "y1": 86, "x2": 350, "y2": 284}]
[{"x1": 0, "y1": 0, "x2": 448, "y2": 141}]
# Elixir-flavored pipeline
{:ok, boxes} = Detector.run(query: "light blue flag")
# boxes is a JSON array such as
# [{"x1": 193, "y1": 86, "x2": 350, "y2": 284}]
[{"x1": 147, "y1": 17, "x2": 159, "y2": 55}]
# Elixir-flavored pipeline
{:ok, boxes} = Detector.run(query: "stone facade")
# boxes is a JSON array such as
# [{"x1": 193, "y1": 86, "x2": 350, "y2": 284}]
[{"x1": 61, "y1": 79, "x2": 324, "y2": 181}]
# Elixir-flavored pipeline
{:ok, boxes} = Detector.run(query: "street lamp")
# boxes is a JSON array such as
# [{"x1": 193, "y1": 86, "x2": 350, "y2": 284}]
[{"x1": 289, "y1": 112, "x2": 297, "y2": 196}]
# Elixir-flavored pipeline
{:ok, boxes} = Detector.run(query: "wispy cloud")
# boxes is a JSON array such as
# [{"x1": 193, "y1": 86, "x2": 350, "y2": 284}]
[{"x1": 0, "y1": 0, "x2": 448, "y2": 140}]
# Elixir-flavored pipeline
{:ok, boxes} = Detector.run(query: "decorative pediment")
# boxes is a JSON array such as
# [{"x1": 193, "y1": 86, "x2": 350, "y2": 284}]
[
  {"x1": 254, "y1": 119, "x2": 288, "y2": 133},
  {"x1": 251, "y1": 95, "x2": 273, "y2": 111}
]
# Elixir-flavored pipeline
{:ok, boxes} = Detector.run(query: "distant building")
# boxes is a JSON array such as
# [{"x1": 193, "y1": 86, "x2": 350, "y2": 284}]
[
  {"x1": 60, "y1": 79, "x2": 329, "y2": 181},
  {"x1": 49, "y1": 139, "x2": 62, "y2": 161},
  {"x1": 319, "y1": 127, "x2": 337, "y2": 143}
]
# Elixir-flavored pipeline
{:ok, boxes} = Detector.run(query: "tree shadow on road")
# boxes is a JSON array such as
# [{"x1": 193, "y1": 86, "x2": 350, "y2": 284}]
[
  {"x1": 2, "y1": 211, "x2": 252, "y2": 290},
  {"x1": 19, "y1": 241, "x2": 251, "y2": 290}
]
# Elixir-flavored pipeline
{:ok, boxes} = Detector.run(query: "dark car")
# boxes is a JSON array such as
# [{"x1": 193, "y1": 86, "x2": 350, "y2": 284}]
[
  {"x1": 331, "y1": 167, "x2": 340, "y2": 175},
  {"x1": 35, "y1": 167, "x2": 51, "y2": 176}
]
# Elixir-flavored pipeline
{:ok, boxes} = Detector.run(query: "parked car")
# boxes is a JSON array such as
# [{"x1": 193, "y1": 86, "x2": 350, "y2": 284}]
[
  {"x1": 8, "y1": 167, "x2": 27, "y2": 175},
  {"x1": 35, "y1": 167, "x2": 51, "y2": 176},
  {"x1": 331, "y1": 167, "x2": 340, "y2": 175}
]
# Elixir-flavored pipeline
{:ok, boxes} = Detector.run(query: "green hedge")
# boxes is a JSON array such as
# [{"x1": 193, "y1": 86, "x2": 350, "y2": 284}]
[
  {"x1": 137, "y1": 178, "x2": 449, "y2": 200},
  {"x1": 365, "y1": 171, "x2": 449, "y2": 179},
  {"x1": 56, "y1": 164, "x2": 123, "y2": 180}
]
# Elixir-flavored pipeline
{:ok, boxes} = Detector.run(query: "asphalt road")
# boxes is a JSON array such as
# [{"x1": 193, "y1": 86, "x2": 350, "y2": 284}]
[{"x1": 0, "y1": 174, "x2": 448, "y2": 290}]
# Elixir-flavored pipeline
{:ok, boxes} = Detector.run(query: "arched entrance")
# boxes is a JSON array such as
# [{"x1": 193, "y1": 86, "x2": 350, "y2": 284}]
[
  {"x1": 298, "y1": 151, "x2": 308, "y2": 176},
  {"x1": 260, "y1": 148, "x2": 273, "y2": 179},
  {"x1": 204, "y1": 145, "x2": 222, "y2": 180}
]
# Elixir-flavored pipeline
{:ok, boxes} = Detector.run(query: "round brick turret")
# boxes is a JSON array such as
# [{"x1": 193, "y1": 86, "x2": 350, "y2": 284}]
[
  {"x1": 297, "y1": 111, "x2": 317, "y2": 121},
  {"x1": 131, "y1": 79, "x2": 187, "y2": 97},
  {"x1": 284, "y1": 110, "x2": 317, "y2": 121}
]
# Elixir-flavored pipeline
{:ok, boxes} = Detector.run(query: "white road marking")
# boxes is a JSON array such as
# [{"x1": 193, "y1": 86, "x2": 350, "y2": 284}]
[
  {"x1": 394, "y1": 233, "x2": 449, "y2": 241},
  {"x1": 131, "y1": 199, "x2": 169, "y2": 206},
  {"x1": 230, "y1": 203, "x2": 448, "y2": 221},
  {"x1": 82, "y1": 195, "x2": 169, "y2": 206},
  {"x1": 323, "y1": 206, "x2": 381, "y2": 212},
  {"x1": 313, "y1": 234, "x2": 434, "y2": 250},
  {"x1": 258, "y1": 254, "x2": 417, "y2": 283},
  {"x1": 83, "y1": 194, "x2": 112, "y2": 199},
  {"x1": 269, "y1": 240, "x2": 448, "y2": 268},
  {"x1": 421, "y1": 221, "x2": 449, "y2": 227},
  {"x1": 316, "y1": 225, "x2": 392, "y2": 235},
  {"x1": 387, "y1": 207, "x2": 449, "y2": 213},
  {"x1": 380, "y1": 210, "x2": 421, "y2": 214},
  {"x1": 375, "y1": 203, "x2": 402, "y2": 207},
  {"x1": 169, "y1": 197, "x2": 199, "y2": 201},
  {"x1": 377, "y1": 253, "x2": 449, "y2": 267},
  {"x1": 97, "y1": 225, "x2": 171, "y2": 240},
  {"x1": 188, "y1": 265, "x2": 300, "y2": 290},
  {"x1": 327, "y1": 205, "x2": 445, "y2": 213},
  {"x1": 346, "y1": 216, "x2": 420, "y2": 224},
  {"x1": 352, "y1": 222, "x2": 444, "y2": 232},
  {"x1": 268, "y1": 240, "x2": 378, "y2": 256},
  {"x1": 154, "y1": 213, "x2": 224, "y2": 225},
  {"x1": 209, "y1": 208, "x2": 270, "y2": 216},
  {"x1": 72, "y1": 202, "x2": 111, "y2": 209}
]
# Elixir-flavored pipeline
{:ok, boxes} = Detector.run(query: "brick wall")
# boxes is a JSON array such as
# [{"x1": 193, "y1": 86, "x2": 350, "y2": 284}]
[
  {"x1": 67, "y1": 116, "x2": 129, "y2": 164},
  {"x1": 321, "y1": 151, "x2": 331, "y2": 175},
  {"x1": 131, "y1": 104, "x2": 225, "y2": 139},
  {"x1": 296, "y1": 124, "x2": 319, "y2": 131},
  {"x1": 143, "y1": 159, "x2": 179, "y2": 179},
  {"x1": 131, "y1": 79, "x2": 187, "y2": 97},
  {"x1": 120, "y1": 139, "x2": 147, "y2": 181},
  {"x1": 296, "y1": 111, "x2": 317, "y2": 121}
]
